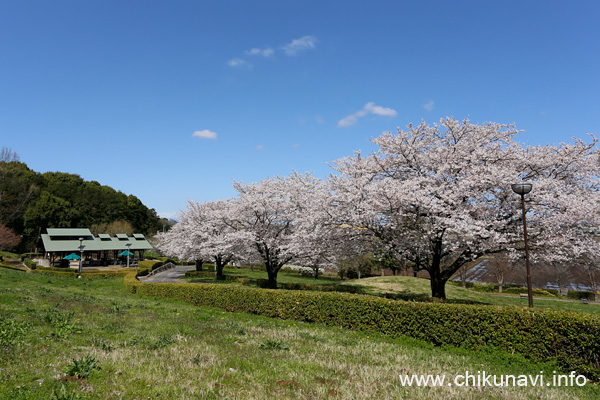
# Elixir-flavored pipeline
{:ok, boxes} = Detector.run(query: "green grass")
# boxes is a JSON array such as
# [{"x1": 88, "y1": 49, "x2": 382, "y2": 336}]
[
  {"x1": 1, "y1": 267, "x2": 599, "y2": 399},
  {"x1": 342, "y1": 276, "x2": 600, "y2": 314}
]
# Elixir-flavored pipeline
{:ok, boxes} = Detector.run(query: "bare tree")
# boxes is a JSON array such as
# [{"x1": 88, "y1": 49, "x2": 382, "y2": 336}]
[
  {"x1": 0, "y1": 147, "x2": 20, "y2": 162},
  {"x1": 488, "y1": 254, "x2": 513, "y2": 293},
  {"x1": 552, "y1": 263, "x2": 572, "y2": 295},
  {"x1": 0, "y1": 223, "x2": 21, "y2": 251}
]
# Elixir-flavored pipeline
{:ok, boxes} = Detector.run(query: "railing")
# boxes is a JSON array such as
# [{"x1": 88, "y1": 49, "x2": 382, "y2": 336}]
[{"x1": 144, "y1": 262, "x2": 177, "y2": 277}]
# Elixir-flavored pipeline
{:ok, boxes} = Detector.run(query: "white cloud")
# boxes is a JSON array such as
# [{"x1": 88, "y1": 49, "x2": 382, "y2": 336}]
[
  {"x1": 228, "y1": 58, "x2": 252, "y2": 68},
  {"x1": 423, "y1": 100, "x2": 435, "y2": 112},
  {"x1": 282, "y1": 35, "x2": 318, "y2": 56},
  {"x1": 245, "y1": 47, "x2": 274, "y2": 57},
  {"x1": 192, "y1": 130, "x2": 218, "y2": 140},
  {"x1": 315, "y1": 114, "x2": 325, "y2": 124},
  {"x1": 337, "y1": 102, "x2": 397, "y2": 127},
  {"x1": 364, "y1": 102, "x2": 397, "y2": 117},
  {"x1": 256, "y1": 145, "x2": 264, "y2": 150},
  {"x1": 338, "y1": 115, "x2": 359, "y2": 127}
]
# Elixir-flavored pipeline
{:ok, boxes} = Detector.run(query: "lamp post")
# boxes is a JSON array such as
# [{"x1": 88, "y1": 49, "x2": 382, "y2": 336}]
[
  {"x1": 511, "y1": 182, "x2": 533, "y2": 308},
  {"x1": 78, "y1": 237, "x2": 85, "y2": 276},
  {"x1": 125, "y1": 242, "x2": 132, "y2": 270}
]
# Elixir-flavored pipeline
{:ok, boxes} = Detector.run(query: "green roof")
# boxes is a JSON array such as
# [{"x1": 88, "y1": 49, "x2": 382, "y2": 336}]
[{"x1": 41, "y1": 228, "x2": 153, "y2": 253}]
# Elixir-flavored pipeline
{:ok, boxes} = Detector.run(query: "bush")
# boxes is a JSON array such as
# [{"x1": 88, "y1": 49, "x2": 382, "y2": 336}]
[
  {"x1": 567, "y1": 290, "x2": 596, "y2": 301},
  {"x1": 31, "y1": 269, "x2": 127, "y2": 278},
  {"x1": 124, "y1": 273, "x2": 600, "y2": 380},
  {"x1": 20, "y1": 252, "x2": 42, "y2": 260},
  {"x1": 185, "y1": 270, "x2": 216, "y2": 278},
  {"x1": 138, "y1": 260, "x2": 163, "y2": 271},
  {"x1": 23, "y1": 258, "x2": 37, "y2": 270},
  {"x1": 450, "y1": 281, "x2": 496, "y2": 292},
  {"x1": 156, "y1": 257, "x2": 178, "y2": 265},
  {"x1": 503, "y1": 287, "x2": 556, "y2": 298}
]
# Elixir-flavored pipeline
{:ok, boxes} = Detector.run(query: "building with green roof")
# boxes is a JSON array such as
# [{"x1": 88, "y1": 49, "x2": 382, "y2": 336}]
[{"x1": 41, "y1": 228, "x2": 153, "y2": 266}]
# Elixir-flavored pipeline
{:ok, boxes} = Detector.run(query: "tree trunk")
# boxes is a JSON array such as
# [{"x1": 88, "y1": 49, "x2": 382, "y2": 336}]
[
  {"x1": 313, "y1": 266, "x2": 319, "y2": 279},
  {"x1": 267, "y1": 267, "x2": 278, "y2": 289},
  {"x1": 430, "y1": 273, "x2": 447, "y2": 299},
  {"x1": 215, "y1": 256, "x2": 225, "y2": 281},
  {"x1": 195, "y1": 259, "x2": 203, "y2": 271}
]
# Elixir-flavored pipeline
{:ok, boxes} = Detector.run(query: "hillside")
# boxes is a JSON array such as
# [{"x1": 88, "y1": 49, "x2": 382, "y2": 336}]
[{"x1": 0, "y1": 160, "x2": 163, "y2": 249}]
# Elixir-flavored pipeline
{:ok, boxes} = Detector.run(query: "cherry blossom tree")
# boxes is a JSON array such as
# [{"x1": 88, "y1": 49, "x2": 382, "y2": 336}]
[
  {"x1": 228, "y1": 172, "x2": 326, "y2": 288},
  {"x1": 329, "y1": 117, "x2": 600, "y2": 299},
  {"x1": 156, "y1": 199, "x2": 243, "y2": 280}
]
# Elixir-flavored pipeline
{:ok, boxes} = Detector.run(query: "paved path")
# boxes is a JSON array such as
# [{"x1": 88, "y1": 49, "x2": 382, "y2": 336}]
[{"x1": 139, "y1": 265, "x2": 195, "y2": 283}]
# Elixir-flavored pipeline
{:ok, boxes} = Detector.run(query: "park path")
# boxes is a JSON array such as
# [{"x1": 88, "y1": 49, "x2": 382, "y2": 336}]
[{"x1": 138, "y1": 265, "x2": 195, "y2": 283}]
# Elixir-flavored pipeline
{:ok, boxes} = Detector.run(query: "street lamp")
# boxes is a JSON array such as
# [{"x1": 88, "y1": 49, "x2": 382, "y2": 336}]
[
  {"x1": 511, "y1": 182, "x2": 533, "y2": 308},
  {"x1": 78, "y1": 237, "x2": 85, "y2": 276},
  {"x1": 125, "y1": 242, "x2": 132, "y2": 270}
]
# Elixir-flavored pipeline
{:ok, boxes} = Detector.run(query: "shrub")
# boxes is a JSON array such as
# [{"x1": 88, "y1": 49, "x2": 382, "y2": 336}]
[
  {"x1": 503, "y1": 287, "x2": 556, "y2": 298},
  {"x1": 450, "y1": 281, "x2": 496, "y2": 292},
  {"x1": 185, "y1": 271, "x2": 216, "y2": 278},
  {"x1": 138, "y1": 260, "x2": 163, "y2": 271},
  {"x1": 156, "y1": 257, "x2": 178, "y2": 265},
  {"x1": 31, "y1": 269, "x2": 127, "y2": 278},
  {"x1": 567, "y1": 290, "x2": 596, "y2": 301},
  {"x1": 124, "y1": 274, "x2": 600, "y2": 380},
  {"x1": 23, "y1": 258, "x2": 37, "y2": 270}
]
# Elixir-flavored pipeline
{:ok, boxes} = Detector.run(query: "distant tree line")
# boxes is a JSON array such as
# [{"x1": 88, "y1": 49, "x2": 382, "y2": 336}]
[{"x1": 0, "y1": 148, "x2": 164, "y2": 251}]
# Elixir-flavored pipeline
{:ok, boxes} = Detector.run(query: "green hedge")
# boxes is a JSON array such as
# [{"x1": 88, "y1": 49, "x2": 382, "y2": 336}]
[
  {"x1": 32, "y1": 269, "x2": 128, "y2": 278},
  {"x1": 0, "y1": 262, "x2": 27, "y2": 272},
  {"x1": 503, "y1": 287, "x2": 557, "y2": 298},
  {"x1": 567, "y1": 290, "x2": 596, "y2": 301},
  {"x1": 124, "y1": 272, "x2": 600, "y2": 380},
  {"x1": 22, "y1": 258, "x2": 37, "y2": 270},
  {"x1": 256, "y1": 279, "x2": 364, "y2": 294},
  {"x1": 184, "y1": 271, "x2": 249, "y2": 284},
  {"x1": 138, "y1": 260, "x2": 163, "y2": 271},
  {"x1": 185, "y1": 270, "x2": 216, "y2": 278}
]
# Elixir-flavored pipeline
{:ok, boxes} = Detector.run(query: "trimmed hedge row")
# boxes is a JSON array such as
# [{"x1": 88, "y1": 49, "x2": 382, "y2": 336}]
[
  {"x1": 184, "y1": 271, "x2": 250, "y2": 284},
  {"x1": 0, "y1": 262, "x2": 27, "y2": 272},
  {"x1": 138, "y1": 260, "x2": 164, "y2": 271},
  {"x1": 503, "y1": 287, "x2": 557, "y2": 298},
  {"x1": 32, "y1": 269, "x2": 129, "y2": 278},
  {"x1": 124, "y1": 271, "x2": 600, "y2": 380},
  {"x1": 184, "y1": 270, "x2": 216, "y2": 278},
  {"x1": 256, "y1": 279, "x2": 364, "y2": 294},
  {"x1": 567, "y1": 290, "x2": 597, "y2": 301}
]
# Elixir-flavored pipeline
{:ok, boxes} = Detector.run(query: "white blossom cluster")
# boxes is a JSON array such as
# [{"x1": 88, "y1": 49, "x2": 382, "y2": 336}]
[{"x1": 156, "y1": 118, "x2": 600, "y2": 297}]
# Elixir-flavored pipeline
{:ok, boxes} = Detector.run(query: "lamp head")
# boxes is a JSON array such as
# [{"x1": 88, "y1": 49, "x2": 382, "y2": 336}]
[{"x1": 511, "y1": 182, "x2": 533, "y2": 195}]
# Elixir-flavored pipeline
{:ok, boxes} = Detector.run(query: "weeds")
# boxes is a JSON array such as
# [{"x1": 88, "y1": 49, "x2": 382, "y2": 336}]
[
  {"x1": 53, "y1": 384, "x2": 81, "y2": 400},
  {"x1": 148, "y1": 334, "x2": 174, "y2": 350},
  {"x1": 92, "y1": 337, "x2": 115, "y2": 352},
  {"x1": 0, "y1": 317, "x2": 30, "y2": 346},
  {"x1": 65, "y1": 355, "x2": 101, "y2": 379},
  {"x1": 259, "y1": 339, "x2": 290, "y2": 351}
]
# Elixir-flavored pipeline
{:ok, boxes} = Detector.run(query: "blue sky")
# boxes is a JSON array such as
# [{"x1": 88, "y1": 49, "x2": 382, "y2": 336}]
[{"x1": 1, "y1": 0, "x2": 599, "y2": 219}]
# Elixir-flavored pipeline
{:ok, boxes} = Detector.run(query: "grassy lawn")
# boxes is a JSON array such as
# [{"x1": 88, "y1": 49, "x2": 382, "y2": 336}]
[
  {"x1": 1, "y1": 267, "x2": 599, "y2": 399},
  {"x1": 341, "y1": 276, "x2": 600, "y2": 314}
]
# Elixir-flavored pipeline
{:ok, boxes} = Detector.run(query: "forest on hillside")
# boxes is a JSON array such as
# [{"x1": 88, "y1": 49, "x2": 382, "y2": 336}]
[{"x1": 0, "y1": 148, "x2": 165, "y2": 252}]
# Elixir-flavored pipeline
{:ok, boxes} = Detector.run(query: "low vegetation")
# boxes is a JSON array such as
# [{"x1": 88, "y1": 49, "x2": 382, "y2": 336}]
[{"x1": 2, "y1": 267, "x2": 599, "y2": 399}]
